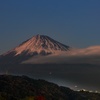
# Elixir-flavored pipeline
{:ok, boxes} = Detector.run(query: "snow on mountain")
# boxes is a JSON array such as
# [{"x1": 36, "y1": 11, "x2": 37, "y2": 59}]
[{"x1": 13, "y1": 34, "x2": 70, "y2": 56}]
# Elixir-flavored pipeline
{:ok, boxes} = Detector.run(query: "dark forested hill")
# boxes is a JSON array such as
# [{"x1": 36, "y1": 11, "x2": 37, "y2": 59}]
[{"x1": 0, "y1": 75, "x2": 99, "y2": 100}]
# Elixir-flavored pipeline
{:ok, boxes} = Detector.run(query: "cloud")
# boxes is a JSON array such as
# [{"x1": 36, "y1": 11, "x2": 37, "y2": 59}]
[{"x1": 23, "y1": 53, "x2": 100, "y2": 65}]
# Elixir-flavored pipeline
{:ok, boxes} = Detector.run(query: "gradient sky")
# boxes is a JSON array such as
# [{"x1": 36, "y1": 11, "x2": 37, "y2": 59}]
[{"x1": 0, "y1": 0, "x2": 100, "y2": 54}]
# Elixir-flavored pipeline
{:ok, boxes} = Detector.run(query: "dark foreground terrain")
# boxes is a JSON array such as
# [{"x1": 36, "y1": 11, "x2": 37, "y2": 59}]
[
  {"x1": 0, "y1": 75, "x2": 99, "y2": 100},
  {"x1": 0, "y1": 64, "x2": 100, "y2": 91}
]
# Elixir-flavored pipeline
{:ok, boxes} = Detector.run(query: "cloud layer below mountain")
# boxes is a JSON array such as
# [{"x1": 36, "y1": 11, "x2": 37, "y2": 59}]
[{"x1": 23, "y1": 45, "x2": 100, "y2": 65}]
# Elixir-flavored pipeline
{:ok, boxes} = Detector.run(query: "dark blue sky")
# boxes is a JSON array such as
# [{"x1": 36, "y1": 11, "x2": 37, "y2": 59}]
[{"x1": 0, "y1": 0, "x2": 100, "y2": 54}]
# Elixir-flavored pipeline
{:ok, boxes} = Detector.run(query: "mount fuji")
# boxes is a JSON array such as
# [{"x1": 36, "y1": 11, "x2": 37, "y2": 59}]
[{"x1": 0, "y1": 35, "x2": 70, "y2": 64}]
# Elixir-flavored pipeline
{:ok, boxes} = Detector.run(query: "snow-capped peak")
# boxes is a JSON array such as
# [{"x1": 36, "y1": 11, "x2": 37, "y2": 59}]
[{"x1": 10, "y1": 34, "x2": 70, "y2": 56}]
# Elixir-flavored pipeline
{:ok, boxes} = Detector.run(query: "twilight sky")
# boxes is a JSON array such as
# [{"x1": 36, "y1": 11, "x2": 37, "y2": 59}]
[{"x1": 0, "y1": 0, "x2": 100, "y2": 54}]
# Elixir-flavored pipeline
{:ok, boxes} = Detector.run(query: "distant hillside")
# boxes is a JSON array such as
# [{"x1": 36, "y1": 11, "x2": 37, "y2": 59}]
[{"x1": 0, "y1": 75, "x2": 99, "y2": 100}]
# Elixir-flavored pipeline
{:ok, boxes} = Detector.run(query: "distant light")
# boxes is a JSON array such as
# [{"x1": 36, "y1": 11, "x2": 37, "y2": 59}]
[
  {"x1": 95, "y1": 91, "x2": 98, "y2": 93},
  {"x1": 89, "y1": 90, "x2": 93, "y2": 92},
  {"x1": 78, "y1": 89, "x2": 100, "y2": 93},
  {"x1": 82, "y1": 89, "x2": 86, "y2": 91},
  {"x1": 75, "y1": 85, "x2": 78, "y2": 88}
]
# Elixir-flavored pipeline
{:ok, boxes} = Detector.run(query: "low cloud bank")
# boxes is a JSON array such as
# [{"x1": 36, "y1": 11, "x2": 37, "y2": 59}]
[{"x1": 23, "y1": 54, "x2": 100, "y2": 65}]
